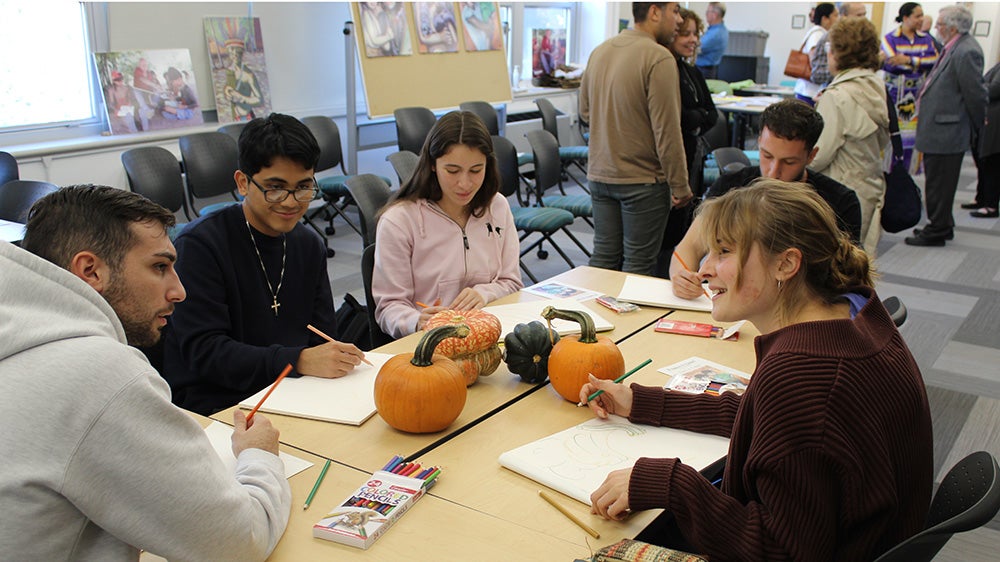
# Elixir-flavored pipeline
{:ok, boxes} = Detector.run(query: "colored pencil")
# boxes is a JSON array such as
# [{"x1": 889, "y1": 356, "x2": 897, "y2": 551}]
[
  {"x1": 382, "y1": 455, "x2": 404, "y2": 472},
  {"x1": 673, "y1": 251, "x2": 713, "y2": 300},
  {"x1": 303, "y1": 459, "x2": 331, "y2": 510},
  {"x1": 415, "y1": 298, "x2": 442, "y2": 309},
  {"x1": 306, "y1": 323, "x2": 373, "y2": 366},
  {"x1": 245, "y1": 363, "x2": 293, "y2": 423},
  {"x1": 538, "y1": 490, "x2": 600, "y2": 539},
  {"x1": 578, "y1": 359, "x2": 653, "y2": 407}
]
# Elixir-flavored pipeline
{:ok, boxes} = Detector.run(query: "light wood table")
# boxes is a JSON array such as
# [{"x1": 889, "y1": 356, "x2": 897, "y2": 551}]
[
  {"x1": 417, "y1": 311, "x2": 760, "y2": 549},
  {"x1": 214, "y1": 266, "x2": 668, "y2": 473}
]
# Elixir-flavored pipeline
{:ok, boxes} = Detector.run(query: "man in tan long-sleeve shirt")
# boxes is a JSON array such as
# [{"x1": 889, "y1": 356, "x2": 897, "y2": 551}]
[{"x1": 580, "y1": 2, "x2": 693, "y2": 274}]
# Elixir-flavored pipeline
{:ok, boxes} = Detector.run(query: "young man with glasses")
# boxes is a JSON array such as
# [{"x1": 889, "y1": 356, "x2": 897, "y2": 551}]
[{"x1": 163, "y1": 113, "x2": 365, "y2": 415}]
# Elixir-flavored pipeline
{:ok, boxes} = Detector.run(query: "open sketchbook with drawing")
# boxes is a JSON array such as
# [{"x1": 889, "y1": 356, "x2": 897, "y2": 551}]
[
  {"x1": 237, "y1": 352, "x2": 394, "y2": 425},
  {"x1": 498, "y1": 415, "x2": 730, "y2": 505},
  {"x1": 617, "y1": 275, "x2": 713, "y2": 312},
  {"x1": 484, "y1": 298, "x2": 614, "y2": 336}
]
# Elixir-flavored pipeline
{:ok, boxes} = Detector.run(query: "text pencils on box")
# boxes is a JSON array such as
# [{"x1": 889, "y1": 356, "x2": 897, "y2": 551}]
[{"x1": 313, "y1": 457, "x2": 442, "y2": 549}]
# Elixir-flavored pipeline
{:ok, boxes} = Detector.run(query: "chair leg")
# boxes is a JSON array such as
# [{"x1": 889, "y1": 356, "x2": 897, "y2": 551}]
[
  {"x1": 558, "y1": 227, "x2": 592, "y2": 258},
  {"x1": 302, "y1": 215, "x2": 335, "y2": 258},
  {"x1": 519, "y1": 233, "x2": 549, "y2": 260},
  {"x1": 543, "y1": 232, "x2": 578, "y2": 269},
  {"x1": 519, "y1": 260, "x2": 539, "y2": 284}
]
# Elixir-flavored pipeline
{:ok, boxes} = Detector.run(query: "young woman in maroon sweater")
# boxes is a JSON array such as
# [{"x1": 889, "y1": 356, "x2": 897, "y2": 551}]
[{"x1": 581, "y1": 180, "x2": 933, "y2": 561}]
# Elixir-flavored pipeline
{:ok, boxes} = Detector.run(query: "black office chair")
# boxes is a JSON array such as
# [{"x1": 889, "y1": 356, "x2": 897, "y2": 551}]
[
  {"x1": 874, "y1": 451, "x2": 1000, "y2": 561},
  {"x1": 121, "y1": 146, "x2": 188, "y2": 238},
  {"x1": 0, "y1": 151, "x2": 19, "y2": 186},
  {"x1": 882, "y1": 296, "x2": 908, "y2": 328},
  {"x1": 301, "y1": 115, "x2": 363, "y2": 248},
  {"x1": 711, "y1": 147, "x2": 753, "y2": 176},
  {"x1": 386, "y1": 150, "x2": 419, "y2": 186},
  {"x1": 393, "y1": 106, "x2": 437, "y2": 154},
  {"x1": 525, "y1": 129, "x2": 594, "y2": 238},
  {"x1": 459, "y1": 101, "x2": 500, "y2": 135},
  {"x1": 534, "y1": 97, "x2": 588, "y2": 191},
  {"x1": 0, "y1": 179, "x2": 60, "y2": 223},
  {"x1": 494, "y1": 135, "x2": 579, "y2": 283},
  {"x1": 217, "y1": 122, "x2": 248, "y2": 144},
  {"x1": 344, "y1": 174, "x2": 393, "y2": 250},
  {"x1": 178, "y1": 132, "x2": 242, "y2": 217},
  {"x1": 362, "y1": 243, "x2": 395, "y2": 350}
]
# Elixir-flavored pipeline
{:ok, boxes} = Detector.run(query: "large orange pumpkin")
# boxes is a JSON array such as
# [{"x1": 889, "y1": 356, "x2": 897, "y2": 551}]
[
  {"x1": 541, "y1": 306, "x2": 624, "y2": 402},
  {"x1": 374, "y1": 324, "x2": 469, "y2": 433},
  {"x1": 424, "y1": 309, "x2": 502, "y2": 386}
]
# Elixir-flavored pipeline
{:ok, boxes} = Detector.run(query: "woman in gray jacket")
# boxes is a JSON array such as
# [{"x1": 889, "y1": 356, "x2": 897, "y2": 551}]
[{"x1": 812, "y1": 17, "x2": 890, "y2": 254}]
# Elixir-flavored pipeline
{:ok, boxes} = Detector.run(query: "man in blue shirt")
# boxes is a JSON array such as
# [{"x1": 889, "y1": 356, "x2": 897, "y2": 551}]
[{"x1": 696, "y1": 2, "x2": 728, "y2": 79}]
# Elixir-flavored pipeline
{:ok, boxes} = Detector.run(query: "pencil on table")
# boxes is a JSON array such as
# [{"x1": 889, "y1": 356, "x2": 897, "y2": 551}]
[
  {"x1": 246, "y1": 363, "x2": 293, "y2": 423},
  {"x1": 672, "y1": 251, "x2": 712, "y2": 300},
  {"x1": 306, "y1": 323, "x2": 373, "y2": 366},
  {"x1": 303, "y1": 459, "x2": 331, "y2": 510},
  {"x1": 538, "y1": 490, "x2": 600, "y2": 539}
]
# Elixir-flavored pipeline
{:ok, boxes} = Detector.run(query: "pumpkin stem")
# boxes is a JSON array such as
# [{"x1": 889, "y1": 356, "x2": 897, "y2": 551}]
[
  {"x1": 412, "y1": 324, "x2": 470, "y2": 367},
  {"x1": 540, "y1": 306, "x2": 598, "y2": 343}
]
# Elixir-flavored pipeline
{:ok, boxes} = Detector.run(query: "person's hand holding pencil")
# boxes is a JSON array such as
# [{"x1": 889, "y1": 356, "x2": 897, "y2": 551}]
[
  {"x1": 578, "y1": 358, "x2": 654, "y2": 420},
  {"x1": 232, "y1": 408, "x2": 280, "y2": 457},
  {"x1": 415, "y1": 298, "x2": 444, "y2": 332},
  {"x1": 299, "y1": 324, "x2": 370, "y2": 378},
  {"x1": 672, "y1": 251, "x2": 712, "y2": 301}
]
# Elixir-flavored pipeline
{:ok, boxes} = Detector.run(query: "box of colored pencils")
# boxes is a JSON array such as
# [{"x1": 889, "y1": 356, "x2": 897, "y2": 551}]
[{"x1": 312, "y1": 455, "x2": 441, "y2": 549}]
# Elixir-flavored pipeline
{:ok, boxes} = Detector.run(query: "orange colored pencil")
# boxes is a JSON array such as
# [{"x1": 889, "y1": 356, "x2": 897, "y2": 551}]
[
  {"x1": 672, "y1": 251, "x2": 712, "y2": 300},
  {"x1": 415, "y1": 301, "x2": 430, "y2": 308},
  {"x1": 246, "y1": 363, "x2": 293, "y2": 423},
  {"x1": 307, "y1": 324, "x2": 373, "y2": 366}
]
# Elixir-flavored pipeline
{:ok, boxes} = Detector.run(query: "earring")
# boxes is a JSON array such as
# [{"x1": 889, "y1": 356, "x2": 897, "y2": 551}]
[{"x1": 777, "y1": 280, "x2": 783, "y2": 291}]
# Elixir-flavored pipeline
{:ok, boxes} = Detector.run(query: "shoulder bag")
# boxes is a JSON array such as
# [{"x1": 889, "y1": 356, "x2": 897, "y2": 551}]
[
  {"x1": 784, "y1": 30, "x2": 815, "y2": 80},
  {"x1": 881, "y1": 90, "x2": 923, "y2": 233}
]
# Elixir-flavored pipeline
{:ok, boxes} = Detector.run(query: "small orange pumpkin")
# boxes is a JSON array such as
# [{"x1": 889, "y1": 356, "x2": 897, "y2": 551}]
[
  {"x1": 541, "y1": 306, "x2": 624, "y2": 402},
  {"x1": 424, "y1": 309, "x2": 503, "y2": 385},
  {"x1": 374, "y1": 324, "x2": 469, "y2": 433}
]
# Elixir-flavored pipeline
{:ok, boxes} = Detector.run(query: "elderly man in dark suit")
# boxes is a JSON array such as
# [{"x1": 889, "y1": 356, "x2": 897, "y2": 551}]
[{"x1": 906, "y1": 5, "x2": 987, "y2": 247}]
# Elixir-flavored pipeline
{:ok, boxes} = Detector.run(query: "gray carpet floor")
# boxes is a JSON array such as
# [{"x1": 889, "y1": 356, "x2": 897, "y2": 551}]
[{"x1": 318, "y1": 148, "x2": 1000, "y2": 560}]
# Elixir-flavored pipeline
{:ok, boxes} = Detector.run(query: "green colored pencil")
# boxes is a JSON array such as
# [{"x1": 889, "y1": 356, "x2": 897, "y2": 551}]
[
  {"x1": 578, "y1": 358, "x2": 653, "y2": 406},
  {"x1": 303, "y1": 459, "x2": 332, "y2": 510}
]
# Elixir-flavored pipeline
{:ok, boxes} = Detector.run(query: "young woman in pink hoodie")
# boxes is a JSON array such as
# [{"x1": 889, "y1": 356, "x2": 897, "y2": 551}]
[{"x1": 373, "y1": 111, "x2": 522, "y2": 338}]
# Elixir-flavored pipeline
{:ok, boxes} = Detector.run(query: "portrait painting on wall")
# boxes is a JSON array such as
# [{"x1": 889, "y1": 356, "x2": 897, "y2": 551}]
[
  {"x1": 532, "y1": 28, "x2": 566, "y2": 78},
  {"x1": 415, "y1": 2, "x2": 460, "y2": 53},
  {"x1": 94, "y1": 48, "x2": 203, "y2": 136},
  {"x1": 461, "y1": 2, "x2": 503, "y2": 51},
  {"x1": 204, "y1": 16, "x2": 272, "y2": 124},
  {"x1": 359, "y1": 2, "x2": 413, "y2": 58}
]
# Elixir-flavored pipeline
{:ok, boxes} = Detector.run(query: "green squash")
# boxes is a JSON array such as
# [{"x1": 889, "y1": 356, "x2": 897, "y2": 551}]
[{"x1": 503, "y1": 321, "x2": 560, "y2": 383}]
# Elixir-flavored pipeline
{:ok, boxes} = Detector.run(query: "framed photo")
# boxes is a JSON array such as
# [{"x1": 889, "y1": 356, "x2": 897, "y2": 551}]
[
  {"x1": 974, "y1": 20, "x2": 991, "y2": 37},
  {"x1": 204, "y1": 17, "x2": 272, "y2": 124},
  {"x1": 792, "y1": 14, "x2": 806, "y2": 29}
]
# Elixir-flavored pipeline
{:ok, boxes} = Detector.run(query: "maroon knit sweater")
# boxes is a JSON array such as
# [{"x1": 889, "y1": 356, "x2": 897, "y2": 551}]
[{"x1": 627, "y1": 289, "x2": 933, "y2": 561}]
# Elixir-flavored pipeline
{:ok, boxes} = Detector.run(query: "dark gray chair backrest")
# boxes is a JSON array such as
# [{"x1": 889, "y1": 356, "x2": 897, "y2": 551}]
[
  {"x1": 302, "y1": 116, "x2": 347, "y2": 175},
  {"x1": 345, "y1": 174, "x2": 393, "y2": 248},
  {"x1": 393, "y1": 107, "x2": 437, "y2": 154},
  {"x1": 0, "y1": 151, "x2": 19, "y2": 186},
  {"x1": 0, "y1": 179, "x2": 59, "y2": 223},
  {"x1": 460, "y1": 101, "x2": 500, "y2": 135},
  {"x1": 217, "y1": 122, "x2": 247, "y2": 144},
  {"x1": 703, "y1": 109, "x2": 730, "y2": 152},
  {"x1": 874, "y1": 451, "x2": 1000, "y2": 561},
  {"x1": 178, "y1": 132, "x2": 240, "y2": 212},
  {"x1": 121, "y1": 146, "x2": 186, "y2": 215},
  {"x1": 386, "y1": 150, "x2": 419, "y2": 186},
  {"x1": 362, "y1": 243, "x2": 394, "y2": 349},
  {"x1": 525, "y1": 129, "x2": 562, "y2": 193},
  {"x1": 534, "y1": 98, "x2": 560, "y2": 142},
  {"x1": 712, "y1": 147, "x2": 752, "y2": 175},
  {"x1": 491, "y1": 135, "x2": 520, "y2": 199}
]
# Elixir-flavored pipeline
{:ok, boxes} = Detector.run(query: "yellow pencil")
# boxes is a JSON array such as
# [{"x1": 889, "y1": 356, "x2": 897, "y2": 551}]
[{"x1": 538, "y1": 490, "x2": 600, "y2": 539}]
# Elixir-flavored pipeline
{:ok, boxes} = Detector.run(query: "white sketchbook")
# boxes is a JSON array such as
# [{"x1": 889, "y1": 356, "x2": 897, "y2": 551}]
[
  {"x1": 498, "y1": 415, "x2": 730, "y2": 506},
  {"x1": 204, "y1": 421, "x2": 313, "y2": 478},
  {"x1": 617, "y1": 275, "x2": 713, "y2": 312},
  {"x1": 237, "y1": 352, "x2": 394, "y2": 425},
  {"x1": 484, "y1": 298, "x2": 614, "y2": 337}
]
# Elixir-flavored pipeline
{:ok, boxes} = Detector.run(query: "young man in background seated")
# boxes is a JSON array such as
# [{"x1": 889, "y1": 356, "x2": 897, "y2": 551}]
[
  {"x1": 670, "y1": 99, "x2": 862, "y2": 299},
  {"x1": 2, "y1": 185, "x2": 290, "y2": 561},
  {"x1": 163, "y1": 113, "x2": 365, "y2": 415}
]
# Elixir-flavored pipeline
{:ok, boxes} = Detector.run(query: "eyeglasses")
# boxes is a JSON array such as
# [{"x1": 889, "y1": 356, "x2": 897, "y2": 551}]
[{"x1": 246, "y1": 175, "x2": 319, "y2": 203}]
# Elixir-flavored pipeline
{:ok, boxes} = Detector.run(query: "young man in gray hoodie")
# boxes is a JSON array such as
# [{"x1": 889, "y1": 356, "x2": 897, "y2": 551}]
[{"x1": 0, "y1": 185, "x2": 291, "y2": 561}]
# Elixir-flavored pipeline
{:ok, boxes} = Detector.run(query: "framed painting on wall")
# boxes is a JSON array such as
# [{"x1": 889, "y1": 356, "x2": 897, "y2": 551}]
[
  {"x1": 204, "y1": 16, "x2": 272, "y2": 124},
  {"x1": 461, "y1": 2, "x2": 503, "y2": 51},
  {"x1": 415, "y1": 2, "x2": 459, "y2": 53},
  {"x1": 358, "y1": 2, "x2": 413, "y2": 57}
]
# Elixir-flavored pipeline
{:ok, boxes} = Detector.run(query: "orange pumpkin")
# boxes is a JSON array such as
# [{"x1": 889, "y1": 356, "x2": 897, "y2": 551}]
[
  {"x1": 541, "y1": 306, "x2": 624, "y2": 402},
  {"x1": 424, "y1": 309, "x2": 503, "y2": 385},
  {"x1": 374, "y1": 324, "x2": 469, "y2": 433}
]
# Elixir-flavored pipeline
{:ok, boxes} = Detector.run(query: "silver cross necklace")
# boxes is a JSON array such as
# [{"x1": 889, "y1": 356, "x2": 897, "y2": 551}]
[{"x1": 245, "y1": 220, "x2": 286, "y2": 317}]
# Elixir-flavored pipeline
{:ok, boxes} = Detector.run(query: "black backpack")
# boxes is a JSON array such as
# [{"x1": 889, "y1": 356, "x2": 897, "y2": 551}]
[{"x1": 334, "y1": 293, "x2": 373, "y2": 351}]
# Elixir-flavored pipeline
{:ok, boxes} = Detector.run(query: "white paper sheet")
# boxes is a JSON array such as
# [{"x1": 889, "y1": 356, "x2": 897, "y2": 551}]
[
  {"x1": 617, "y1": 275, "x2": 713, "y2": 312},
  {"x1": 484, "y1": 298, "x2": 614, "y2": 336},
  {"x1": 204, "y1": 420, "x2": 313, "y2": 478}
]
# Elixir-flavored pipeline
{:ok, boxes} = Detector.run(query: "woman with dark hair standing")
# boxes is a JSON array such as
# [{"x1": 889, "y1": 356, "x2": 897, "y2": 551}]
[
  {"x1": 813, "y1": 17, "x2": 890, "y2": 255},
  {"x1": 582, "y1": 181, "x2": 932, "y2": 560},
  {"x1": 882, "y1": 2, "x2": 939, "y2": 170},
  {"x1": 373, "y1": 111, "x2": 522, "y2": 338},
  {"x1": 656, "y1": 7, "x2": 717, "y2": 276},
  {"x1": 793, "y1": 3, "x2": 838, "y2": 106}
]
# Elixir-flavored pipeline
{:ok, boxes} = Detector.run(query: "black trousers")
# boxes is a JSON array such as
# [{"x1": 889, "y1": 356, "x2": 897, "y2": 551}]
[
  {"x1": 975, "y1": 152, "x2": 1000, "y2": 208},
  {"x1": 922, "y1": 152, "x2": 966, "y2": 238}
]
